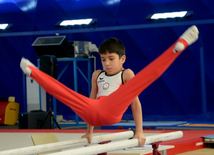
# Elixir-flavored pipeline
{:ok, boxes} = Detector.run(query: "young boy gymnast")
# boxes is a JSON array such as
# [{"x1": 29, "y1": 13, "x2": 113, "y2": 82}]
[
  {"x1": 81, "y1": 37, "x2": 146, "y2": 146},
  {"x1": 20, "y1": 25, "x2": 199, "y2": 147}
]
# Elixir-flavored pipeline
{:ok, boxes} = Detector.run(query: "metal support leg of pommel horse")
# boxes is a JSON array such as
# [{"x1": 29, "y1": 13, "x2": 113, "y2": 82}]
[
  {"x1": 152, "y1": 141, "x2": 163, "y2": 155},
  {"x1": 98, "y1": 140, "x2": 112, "y2": 155}
]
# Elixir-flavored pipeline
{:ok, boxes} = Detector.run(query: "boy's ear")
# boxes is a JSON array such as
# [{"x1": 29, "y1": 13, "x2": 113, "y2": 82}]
[{"x1": 121, "y1": 55, "x2": 126, "y2": 64}]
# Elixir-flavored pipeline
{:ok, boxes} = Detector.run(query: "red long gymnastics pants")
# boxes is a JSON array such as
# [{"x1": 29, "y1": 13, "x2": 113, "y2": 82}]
[{"x1": 29, "y1": 39, "x2": 187, "y2": 127}]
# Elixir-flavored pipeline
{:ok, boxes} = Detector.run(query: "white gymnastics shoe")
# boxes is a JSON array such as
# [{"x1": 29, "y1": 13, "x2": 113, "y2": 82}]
[
  {"x1": 20, "y1": 58, "x2": 36, "y2": 76},
  {"x1": 173, "y1": 25, "x2": 199, "y2": 53}
]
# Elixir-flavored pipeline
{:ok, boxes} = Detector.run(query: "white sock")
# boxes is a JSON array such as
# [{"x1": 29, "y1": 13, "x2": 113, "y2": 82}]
[
  {"x1": 173, "y1": 25, "x2": 199, "y2": 53},
  {"x1": 20, "y1": 58, "x2": 35, "y2": 76}
]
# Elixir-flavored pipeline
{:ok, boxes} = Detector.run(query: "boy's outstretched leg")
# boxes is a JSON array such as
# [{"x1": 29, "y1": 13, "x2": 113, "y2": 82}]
[
  {"x1": 99, "y1": 25, "x2": 199, "y2": 125},
  {"x1": 20, "y1": 58, "x2": 101, "y2": 126}
]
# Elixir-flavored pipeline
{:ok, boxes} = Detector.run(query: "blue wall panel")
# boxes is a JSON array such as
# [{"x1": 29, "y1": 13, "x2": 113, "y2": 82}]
[{"x1": 0, "y1": 0, "x2": 213, "y2": 122}]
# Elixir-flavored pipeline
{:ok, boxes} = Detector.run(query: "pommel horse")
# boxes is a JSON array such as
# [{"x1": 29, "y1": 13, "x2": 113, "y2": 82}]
[{"x1": 0, "y1": 131, "x2": 183, "y2": 155}]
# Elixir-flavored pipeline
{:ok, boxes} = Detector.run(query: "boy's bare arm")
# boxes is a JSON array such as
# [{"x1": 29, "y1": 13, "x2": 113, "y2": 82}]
[
  {"x1": 81, "y1": 124, "x2": 94, "y2": 143},
  {"x1": 131, "y1": 97, "x2": 143, "y2": 132},
  {"x1": 123, "y1": 69, "x2": 146, "y2": 146},
  {"x1": 131, "y1": 97, "x2": 146, "y2": 146},
  {"x1": 90, "y1": 70, "x2": 102, "y2": 99},
  {"x1": 81, "y1": 70, "x2": 101, "y2": 143}
]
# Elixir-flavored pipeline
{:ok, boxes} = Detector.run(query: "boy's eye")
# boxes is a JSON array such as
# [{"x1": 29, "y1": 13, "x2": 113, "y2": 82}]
[{"x1": 102, "y1": 59, "x2": 105, "y2": 61}]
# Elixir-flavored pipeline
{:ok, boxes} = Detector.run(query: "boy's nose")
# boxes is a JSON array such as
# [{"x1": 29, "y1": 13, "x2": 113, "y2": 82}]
[{"x1": 105, "y1": 60, "x2": 110, "y2": 65}]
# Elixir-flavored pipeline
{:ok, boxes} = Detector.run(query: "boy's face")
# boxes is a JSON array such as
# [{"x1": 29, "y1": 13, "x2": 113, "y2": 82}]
[{"x1": 100, "y1": 51, "x2": 125, "y2": 76}]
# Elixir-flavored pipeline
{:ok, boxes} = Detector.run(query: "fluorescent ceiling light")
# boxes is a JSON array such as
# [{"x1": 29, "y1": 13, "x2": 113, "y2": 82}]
[
  {"x1": 146, "y1": 11, "x2": 193, "y2": 21},
  {"x1": 60, "y1": 19, "x2": 92, "y2": 26},
  {"x1": 0, "y1": 24, "x2": 8, "y2": 30},
  {"x1": 0, "y1": 23, "x2": 13, "y2": 30},
  {"x1": 56, "y1": 18, "x2": 97, "y2": 28},
  {"x1": 151, "y1": 11, "x2": 187, "y2": 19}
]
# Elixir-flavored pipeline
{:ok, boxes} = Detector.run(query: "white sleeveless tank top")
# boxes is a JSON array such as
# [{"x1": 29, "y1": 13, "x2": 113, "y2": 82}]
[{"x1": 96, "y1": 70, "x2": 124, "y2": 99}]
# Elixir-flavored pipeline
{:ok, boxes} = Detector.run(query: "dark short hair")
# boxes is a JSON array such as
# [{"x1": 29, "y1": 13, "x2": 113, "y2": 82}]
[{"x1": 99, "y1": 37, "x2": 125, "y2": 58}]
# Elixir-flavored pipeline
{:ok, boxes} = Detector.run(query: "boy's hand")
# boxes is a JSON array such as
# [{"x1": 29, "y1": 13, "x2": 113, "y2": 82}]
[
  {"x1": 81, "y1": 132, "x2": 93, "y2": 144},
  {"x1": 132, "y1": 131, "x2": 146, "y2": 147}
]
